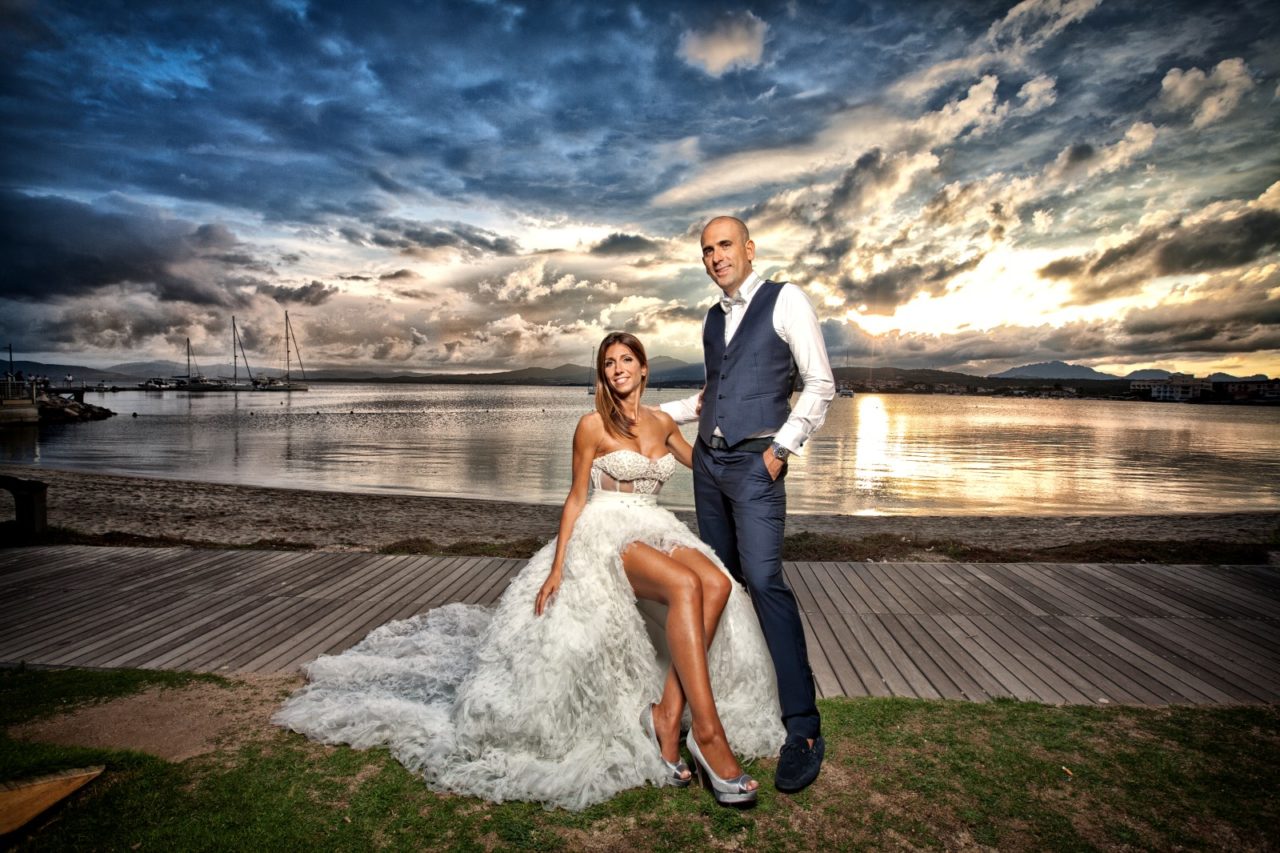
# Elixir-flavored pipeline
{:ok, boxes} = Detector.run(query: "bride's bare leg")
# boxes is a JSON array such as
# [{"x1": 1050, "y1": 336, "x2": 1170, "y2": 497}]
[
  {"x1": 651, "y1": 548, "x2": 732, "y2": 759},
  {"x1": 623, "y1": 542, "x2": 755, "y2": 788}
]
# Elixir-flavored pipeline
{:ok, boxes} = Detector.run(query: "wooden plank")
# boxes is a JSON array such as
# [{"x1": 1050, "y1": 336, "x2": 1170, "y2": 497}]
[
  {"x1": 2, "y1": 591, "x2": 193, "y2": 661},
  {"x1": 858, "y1": 562, "x2": 927, "y2": 614},
  {"x1": 826, "y1": 611, "x2": 897, "y2": 698},
  {"x1": 896, "y1": 562, "x2": 1007, "y2": 616},
  {"x1": 56, "y1": 591, "x2": 258, "y2": 669},
  {"x1": 889, "y1": 562, "x2": 977, "y2": 615},
  {"x1": 861, "y1": 613, "x2": 942, "y2": 699},
  {"x1": 165, "y1": 596, "x2": 349, "y2": 673},
  {"x1": 878, "y1": 611, "x2": 967, "y2": 700},
  {"x1": 788, "y1": 563, "x2": 866, "y2": 696},
  {"x1": 255, "y1": 582, "x2": 435, "y2": 673},
  {"x1": 980, "y1": 564, "x2": 1072, "y2": 616},
  {"x1": 1067, "y1": 563, "x2": 1204, "y2": 618},
  {"x1": 972, "y1": 613, "x2": 1108, "y2": 705},
  {"x1": 905, "y1": 612, "x2": 1007, "y2": 701},
  {"x1": 932, "y1": 614, "x2": 1037, "y2": 701},
  {"x1": 809, "y1": 563, "x2": 898, "y2": 697},
  {"x1": 1145, "y1": 564, "x2": 1280, "y2": 614},
  {"x1": 1073, "y1": 617, "x2": 1234, "y2": 703},
  {"x1": 796, "y1": 609, "x2": 838, "y2": 699},
  {"x1": 139, "y1": 591, "x2": 329, "y2": 671},
  {"x1": 1029, "y1": 564, "x2": 1142, "y2": 618},
  {"x1": 1017, "y1": 617, "x2": 1154, "y2": 704},
  {"x1": 236, "y1": 592, "x2": 398, "y2": 673},
  {"x1": 1159, "y1": 615, "x2": 1280, "y2": 683},
  {"x1": 953, "y1": 614, "x2": 1075, "y2": 704},
  {"x1": 460, "y1": 558, "x2": 524, "y2": 605},
  {"x1": 960, "y1": 564, "x2": 1052, "y2": 616},
  {"x1": 1104, "y1": 564, "x2": 1260, "y2": 619},
  {"x1": 1098, "y1": 618, "x2": 1266, "y2": 703}
]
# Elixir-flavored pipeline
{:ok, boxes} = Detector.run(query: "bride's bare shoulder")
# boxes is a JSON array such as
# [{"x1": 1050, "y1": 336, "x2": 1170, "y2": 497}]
[{"x1": 575, "y1": 411, "x2": 605, "y2": 439}]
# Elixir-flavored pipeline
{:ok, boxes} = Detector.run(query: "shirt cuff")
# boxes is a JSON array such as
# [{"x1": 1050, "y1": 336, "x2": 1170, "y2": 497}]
[{"x1": 773, "y1": 424, "x2": 805, "y2": 456}]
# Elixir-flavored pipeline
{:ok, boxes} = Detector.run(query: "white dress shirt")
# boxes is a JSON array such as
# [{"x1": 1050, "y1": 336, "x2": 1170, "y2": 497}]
[{"x1": 660, "y1": 271, "x2": 835, "y2": 455}]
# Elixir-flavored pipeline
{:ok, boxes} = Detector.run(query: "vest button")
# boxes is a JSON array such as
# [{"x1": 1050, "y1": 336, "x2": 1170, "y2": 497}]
[
  {"x1": 718, "y1": 394, "x2": 724, "y2": 399},
  {"x1": 720, "y1": 374, "x2": 726, "y2": 379}
]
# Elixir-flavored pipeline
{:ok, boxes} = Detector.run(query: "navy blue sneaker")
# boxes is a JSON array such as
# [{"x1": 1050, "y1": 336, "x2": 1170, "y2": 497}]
[{"x1": 774, "y1": 734, "x2": 825, "y2": 792}]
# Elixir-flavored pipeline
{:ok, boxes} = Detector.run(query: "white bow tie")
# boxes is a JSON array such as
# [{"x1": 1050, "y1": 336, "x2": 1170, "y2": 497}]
[{"x1": 719, "y1": 293, "x2": 746, "y2": 313}]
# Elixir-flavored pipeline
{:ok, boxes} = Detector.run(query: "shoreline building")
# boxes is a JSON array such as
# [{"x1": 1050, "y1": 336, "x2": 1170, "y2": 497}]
[{"x1": 1130, "y1": 373, "x2": 1214, "y2": 402}]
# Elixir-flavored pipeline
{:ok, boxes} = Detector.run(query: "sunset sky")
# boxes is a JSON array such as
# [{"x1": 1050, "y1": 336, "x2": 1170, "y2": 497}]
[{"x1": 2, "y1": 0, "x2": 1278, "y2": 377}]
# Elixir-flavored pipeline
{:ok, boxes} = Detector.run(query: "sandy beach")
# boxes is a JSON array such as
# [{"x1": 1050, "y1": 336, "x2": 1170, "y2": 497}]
[{"x1": 3, "y1": 464, "x2": 1276, "y2": 552}]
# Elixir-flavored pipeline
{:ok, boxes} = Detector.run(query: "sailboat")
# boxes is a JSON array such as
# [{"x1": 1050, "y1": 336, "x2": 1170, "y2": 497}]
[
  {"x1": 219, "y1": 316, "x2": 256, "y2": 391},
  {"x1": 253, "y1": 311, "x2": 309, "y2": 392},
  {"x1": 175, "y1": 338, "x2": 228, "y2": 391},
  {"x1": 588, "y1": 346, "x2": 596, "y2": 394}
]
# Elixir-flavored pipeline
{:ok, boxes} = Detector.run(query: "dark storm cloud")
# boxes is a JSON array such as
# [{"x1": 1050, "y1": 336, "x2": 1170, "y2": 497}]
[
  {"x1": 38, "y1": 302, "x2": 223, "y2": 350},
  {"x1": 820, "y1": 149, "x2": 903, "y2": 227},
  {"x1": 589, "y1": 233, "x2": 663, "y2": 256},
  {"x1": 836, "y1": 254, "x2": 984, "y2": 313},
  {"x1": 378, "y1": 269, "x2": 418, "y2": 280},
  {"x1": 257, "y1": 281, "x2": 339, "y2": 306},
  {"x1": 354, "y1": 220, "x2": 521, "y2": 258},
  {"x1": 0, "y1": 0, "x2": 902, "y2": 222},
  {"x1": 624, "y1": 302, "x2": 705, "y2": 334},
  {"x1": 0, "y1": 191, "x2": 262, "y2": 306},
  {"x1": 1037, "y1": 208, "x2": 1280, "y2": 303}
]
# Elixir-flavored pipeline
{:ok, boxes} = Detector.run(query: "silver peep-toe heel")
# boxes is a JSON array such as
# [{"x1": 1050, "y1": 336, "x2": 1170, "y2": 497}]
[
  {"x1": 686, "y1": 731, "x2": 758, "y2": 807},
  {"x1": 641, "y1": 705, "x2": 692, "y2": 787}
]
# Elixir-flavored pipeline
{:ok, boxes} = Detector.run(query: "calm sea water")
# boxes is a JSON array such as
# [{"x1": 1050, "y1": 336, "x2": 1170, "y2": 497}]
[{"x1": 3, "y1": 384, "x2": 1278, "y2": 516}]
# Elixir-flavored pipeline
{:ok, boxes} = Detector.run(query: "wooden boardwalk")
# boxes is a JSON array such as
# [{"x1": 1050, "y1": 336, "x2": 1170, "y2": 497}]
[{"x1": 1, "y1": 546, "x2": 1277, "y2": 705}]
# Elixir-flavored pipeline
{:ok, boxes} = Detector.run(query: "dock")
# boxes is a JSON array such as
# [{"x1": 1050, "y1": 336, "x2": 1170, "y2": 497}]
[{"x1": 1, "y1": 546, "x2": 1276, "y2": 705}]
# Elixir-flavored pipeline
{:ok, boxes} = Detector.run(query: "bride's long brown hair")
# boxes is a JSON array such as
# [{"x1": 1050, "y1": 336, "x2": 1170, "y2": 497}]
[{"x1": 595, "y1": 332, "x2": 649, "y2": 439}]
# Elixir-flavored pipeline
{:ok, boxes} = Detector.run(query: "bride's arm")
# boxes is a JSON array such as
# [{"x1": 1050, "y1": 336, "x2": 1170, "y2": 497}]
[
  {"x1": 535, "y1": 414, "x2": 600, "y2": 615},
  {"x1": 660, "y1": 411, "x2": 695, "y2": 469}
]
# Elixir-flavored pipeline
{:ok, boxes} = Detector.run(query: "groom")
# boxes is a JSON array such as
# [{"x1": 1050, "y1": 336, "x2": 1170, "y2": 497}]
[{"x1": 661, "y1": 215, "x2": 835, "y2": 792}]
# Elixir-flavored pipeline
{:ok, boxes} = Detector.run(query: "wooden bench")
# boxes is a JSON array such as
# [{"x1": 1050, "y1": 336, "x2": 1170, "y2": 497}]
[{"x1": 0, "y1": 475, "x2": 47, "y2": 538}]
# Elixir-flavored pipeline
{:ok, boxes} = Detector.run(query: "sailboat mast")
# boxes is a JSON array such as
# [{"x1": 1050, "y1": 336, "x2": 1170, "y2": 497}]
[
  {"x1": 232, "y1": 316, "x2": 237, "y2": 383},
  {"x1": 286, "y1": 312, "x2": 307, "y2": 381},
  {"x1": 285, "y1": 311, "x2": 291, "y2": 383}
]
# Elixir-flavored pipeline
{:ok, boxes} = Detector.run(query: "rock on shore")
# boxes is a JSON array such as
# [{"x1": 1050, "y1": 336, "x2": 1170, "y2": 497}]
[{"x1": 36, "y1": 392, "x2": 115, "y2": 423}]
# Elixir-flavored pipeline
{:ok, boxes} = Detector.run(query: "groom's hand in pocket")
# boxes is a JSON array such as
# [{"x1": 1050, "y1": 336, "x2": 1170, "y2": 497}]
[{"x1": 763, "y1": 447, "x2": 785, "y2": 481}]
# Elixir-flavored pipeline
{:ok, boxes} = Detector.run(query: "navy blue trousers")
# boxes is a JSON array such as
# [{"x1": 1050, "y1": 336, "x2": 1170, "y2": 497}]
[{"x1": 693, "y1": 439, "x2": 820, "y2": 739}]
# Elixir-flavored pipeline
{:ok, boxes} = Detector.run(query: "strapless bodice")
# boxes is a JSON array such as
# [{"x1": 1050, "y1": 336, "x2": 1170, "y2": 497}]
[{"x1": 591, "y1": 450, "x2": 677, "y2": 495}]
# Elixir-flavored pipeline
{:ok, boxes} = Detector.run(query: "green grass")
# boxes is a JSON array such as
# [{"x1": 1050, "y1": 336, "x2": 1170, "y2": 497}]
[
  {"x1": 3, "y1": 667, "x2": 1278, "y2": 850},
  {"x1": 0, "y1": 665, "x2": 225, "y2": 729}
]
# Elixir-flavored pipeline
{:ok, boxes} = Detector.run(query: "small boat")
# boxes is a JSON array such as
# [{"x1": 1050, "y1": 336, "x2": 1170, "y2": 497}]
[
  {"x1": 254, "y1": 310, "x2": 309, "y2": 392},
  {"x1": 175, "y1": 338, "x2": 228, "y2": 391},
  {"x1": 218, "y1": 315, "x2": 257, "y2": 391},
  {"x1": 838, "y1": 388, "x2": 855, "y2": 398},
  {"x1": 0, "y1": 766, "x2": 104, "y2": 834},
  {"x1": 138, "y1": 377, "x2": 174, "y2": 391}
]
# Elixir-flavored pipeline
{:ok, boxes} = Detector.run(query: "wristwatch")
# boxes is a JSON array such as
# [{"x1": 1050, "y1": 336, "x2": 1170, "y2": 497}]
[{"x1": 770, "y1": 442, "x2": 791, "y2": 462}]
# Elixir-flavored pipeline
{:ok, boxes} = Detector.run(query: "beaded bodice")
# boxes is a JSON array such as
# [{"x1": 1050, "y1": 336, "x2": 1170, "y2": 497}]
[{"x1": 590, "y1": 450, "x2": 677, "y2": 495}]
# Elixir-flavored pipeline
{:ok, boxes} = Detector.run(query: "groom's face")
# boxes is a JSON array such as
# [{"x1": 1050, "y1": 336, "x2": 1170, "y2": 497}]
[{"x1": 700, "y1": 219, "x2": 755, "y2": 297}]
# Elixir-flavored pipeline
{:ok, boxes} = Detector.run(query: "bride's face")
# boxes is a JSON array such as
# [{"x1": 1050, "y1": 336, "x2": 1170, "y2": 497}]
[{"x1": 602, "y1": 343, "x2": 646, "y2": 397}]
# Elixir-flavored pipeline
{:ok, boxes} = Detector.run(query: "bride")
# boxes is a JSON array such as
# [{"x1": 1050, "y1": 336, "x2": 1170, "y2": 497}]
[{"x1": 274, "y1": 332, "x2": 783, "y2": 810}]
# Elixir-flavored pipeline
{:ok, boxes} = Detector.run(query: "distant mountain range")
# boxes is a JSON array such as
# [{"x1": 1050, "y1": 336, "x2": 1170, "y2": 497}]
[
  {"x1": 988, "y1": 360, "x2": 1268, "y2": 382},
  {"x1": 7, "y1": 357, "x2": 1268, "y2": 386}
]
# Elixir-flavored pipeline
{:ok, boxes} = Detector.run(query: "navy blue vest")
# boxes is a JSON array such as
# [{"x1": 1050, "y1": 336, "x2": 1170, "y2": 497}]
[{"x1": 699, "y1": 281, "x2": 797, "y2": 445}]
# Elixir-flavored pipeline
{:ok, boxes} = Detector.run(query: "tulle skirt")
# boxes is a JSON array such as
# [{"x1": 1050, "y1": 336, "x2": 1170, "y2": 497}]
[{"x1": 273, "y1": 490, "x2": 784, "y2": 810}]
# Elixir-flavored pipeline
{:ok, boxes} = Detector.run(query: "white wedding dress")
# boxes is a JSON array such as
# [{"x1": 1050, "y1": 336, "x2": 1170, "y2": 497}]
[{"x1": 274, "y1": 450, "x2": 784, "y2": 811}]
